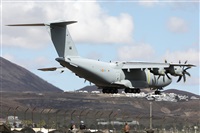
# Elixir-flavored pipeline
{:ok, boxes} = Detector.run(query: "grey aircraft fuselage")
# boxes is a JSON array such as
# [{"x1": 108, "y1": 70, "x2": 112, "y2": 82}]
[{"x1": 56, "y1": 57, "x2": 171, "y2": 90}]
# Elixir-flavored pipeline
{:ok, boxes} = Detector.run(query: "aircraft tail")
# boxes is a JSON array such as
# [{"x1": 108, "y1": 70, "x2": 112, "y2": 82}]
[{"x1": 7, "y1": 21, "x2": 78, "y2": 58}]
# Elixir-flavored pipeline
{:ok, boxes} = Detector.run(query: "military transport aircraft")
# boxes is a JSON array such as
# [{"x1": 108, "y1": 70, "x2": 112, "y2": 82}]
[{"x1": 7, "y1": 21, "x2": 195, "y2": 94}]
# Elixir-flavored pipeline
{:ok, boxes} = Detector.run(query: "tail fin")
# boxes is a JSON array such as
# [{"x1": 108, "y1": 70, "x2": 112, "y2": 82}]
[{"x1": 7, "y1": 21, "x2": 78, "y2": 57}]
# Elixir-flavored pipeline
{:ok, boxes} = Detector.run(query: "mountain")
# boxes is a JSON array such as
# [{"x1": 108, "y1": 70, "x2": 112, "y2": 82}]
[
  {"x1": 163, "y1": 89, "x2": 200, "y2": 98},
  {"x1": 0, "y1": 57, "x2": 63, "y2": 92},
  {"x1": 78, "y1": 85, "x2": 99, "y2": 92}
]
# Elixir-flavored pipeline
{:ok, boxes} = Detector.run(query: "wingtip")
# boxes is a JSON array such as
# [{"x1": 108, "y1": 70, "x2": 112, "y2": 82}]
[{"x1": 38, "y1": 67, "x2": 57, "y2": 71}]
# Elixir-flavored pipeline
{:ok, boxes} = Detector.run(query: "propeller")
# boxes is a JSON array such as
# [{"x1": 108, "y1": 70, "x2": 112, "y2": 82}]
[
  {"x1": 177, "y1": 60, "x2": 191, "y2": 82},
  {"x1": 157, "y1": 71, "x2": 171, "y2": 82},
  {"x1": 164, "y1": 60, "x2": 171, "y2": 80},
  {"x1": 149, "y1": 60, "x2": 171, "y2": 82},
  {"x1": 155, "y1": 60, "x2": 171, "y2": 82},
  {"x1": 157, "y1": 72, "x2": 171, "y2": 82},
  {"x1": 165, "y1": 73, "x2": 171, "y2": 80}
]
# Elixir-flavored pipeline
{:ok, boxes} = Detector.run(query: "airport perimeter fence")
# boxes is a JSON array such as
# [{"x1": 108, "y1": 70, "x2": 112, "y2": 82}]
[{"x1": 0, "y1": 107, "x2": 199, "y2": 133}]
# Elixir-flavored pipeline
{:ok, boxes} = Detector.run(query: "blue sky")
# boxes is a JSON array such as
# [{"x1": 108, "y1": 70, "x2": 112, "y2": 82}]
[{"x1": 1, "y1": 0, "x2": 199, "y2": 95}]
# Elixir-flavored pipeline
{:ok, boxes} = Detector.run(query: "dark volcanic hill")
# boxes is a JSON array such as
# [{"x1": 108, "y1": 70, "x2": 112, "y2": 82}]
[
  {"x1": 0, "y1": 57, "x2": 63, "y2": 92},
  {"x1": 164, "y1": 89, "x2": 200, "y2": 98}
]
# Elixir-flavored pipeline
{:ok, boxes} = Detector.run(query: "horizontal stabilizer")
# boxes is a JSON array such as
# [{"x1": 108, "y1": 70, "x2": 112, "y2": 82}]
[
  {"x1": 38, "y1": 67, "x2": 66, "y2": 72},
  {"x1": 6, "y1": 21, "x2": 77, "y2": 27},
  {"x1": 6, "y1": 23, "x2": 45, "y2": 26}
]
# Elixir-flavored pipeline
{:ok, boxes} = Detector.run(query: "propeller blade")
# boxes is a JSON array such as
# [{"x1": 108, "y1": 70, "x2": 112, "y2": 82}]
[
  {"x1": 177, "y1": 76, "x2": 182, "y2": 82},
  {"x1": 183, "y1": 74, "x2": 186, "y2": 82},
  {"x1": 184, "y1": 60, "x2": 188, "y2": 64},
  {"x1": 184, "y1": 67, "x2": 191, "y2": 71},
  {"x1": 166, "y1": 73, "x2": 171, "y2": 79},
  {"x1": 149, "y1": 69, "x2": 154, "y2": 73},
  {"x1": 157, "y1": 75, "x2": 165, "y2": 82},
  {"x1": 184, "y1": 71, "x2": 191, "y2": 77}
]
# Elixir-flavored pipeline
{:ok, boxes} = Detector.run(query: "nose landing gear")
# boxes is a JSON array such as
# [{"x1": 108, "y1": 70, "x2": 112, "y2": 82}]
[{"x1": 154, "y1": 90, "x2": 161, "y2": 95}]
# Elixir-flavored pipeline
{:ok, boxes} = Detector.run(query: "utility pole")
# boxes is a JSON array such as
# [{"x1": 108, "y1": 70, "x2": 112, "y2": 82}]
[
  {"x1": 150, "y1": 102, "x2": 152, "y2": 129},
  {"x1": 146, "y1": 102, "x2": 154, "y2": 133}
]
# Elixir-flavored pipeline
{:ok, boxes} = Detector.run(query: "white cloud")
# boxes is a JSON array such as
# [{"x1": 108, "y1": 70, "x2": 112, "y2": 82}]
[
  {"x1": 138, "y1": 0, "x2": 159, "y2": 7},
  {"x1": 117, "y1": 43, "x2": 155, "y2": 61},
  {"x1": 70, "y1": 13, "x2": 134, "y2": 44},
  {"x1": 162, "y1": 49, "x2": 199, "y2": 65},
  {"x1": 3, "y1": 30, "x2": 48, "y2": 49},
  {"x1": 2, "y1": 1, "x2": 134, "y2": 49},
  {"x1": 167, "y1": 17, "x2": 188, "y2": 33},
  {"x1": 2, "y1": 53, "x2": 51, "y2": 69}
]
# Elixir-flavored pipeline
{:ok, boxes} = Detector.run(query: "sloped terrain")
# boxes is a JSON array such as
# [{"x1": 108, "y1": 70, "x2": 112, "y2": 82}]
[{"x1": 0, "y1": 57, "x2": 62, "y2": 92}]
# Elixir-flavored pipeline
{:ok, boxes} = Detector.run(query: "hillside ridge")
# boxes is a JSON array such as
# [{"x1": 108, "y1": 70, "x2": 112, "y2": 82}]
[{"x1": 0, "y1": 57, "x2": 63, "y2": 92}]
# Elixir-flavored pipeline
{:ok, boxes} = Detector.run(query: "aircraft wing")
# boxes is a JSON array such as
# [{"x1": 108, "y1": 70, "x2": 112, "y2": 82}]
[
  {"x1": 121, "y1": 62, "x2": 195, "y2": 70},
  {"x1": 121, "y1": 61, "x2": 195, "y2": 83},
  {"x1": 168, "y1": 63, "x2": 195, "y2": 67},
  {"x1": 121, "y1": 62, "x2": 170, "y2": 70}
]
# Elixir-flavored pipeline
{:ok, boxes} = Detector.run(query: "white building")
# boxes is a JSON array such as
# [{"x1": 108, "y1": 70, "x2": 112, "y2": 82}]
[{"x1": 7, "y1": 116, "x2": 22, "y2": 128}]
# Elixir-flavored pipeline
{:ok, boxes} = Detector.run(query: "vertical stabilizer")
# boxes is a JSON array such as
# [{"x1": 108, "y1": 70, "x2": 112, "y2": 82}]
[
  {"x1": 7, "y1": 21, "x2": 78, "y2": 58},
  {"x1": 46, "y1": 21, "x2": 78, "y2": 57}
]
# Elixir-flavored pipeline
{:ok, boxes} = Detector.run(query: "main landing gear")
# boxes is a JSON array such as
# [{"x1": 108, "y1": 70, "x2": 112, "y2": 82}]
[
  {"x1": 124, "y1": 88, "x2": 141, "y2": 94},
  {"x1": 102, "y1": 88, "x2": 141, "y2": 94},
  {"x1": 102, "y1": 88, "x2": 118, "y2": 94}
]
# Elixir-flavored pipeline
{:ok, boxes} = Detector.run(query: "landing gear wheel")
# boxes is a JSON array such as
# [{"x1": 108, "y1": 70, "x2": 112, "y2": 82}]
[
  {"x1": 130, "y1": 89, "x2": 141, "y2": 93},
  {"x1": 125, "y1": 88, "x2": 129, "y2": 93},
  {"x1": 114, "y1": 89, "x2": 118, "y2": 94},
  {"x1": 136, "y1": 89, "x2": 141, "y2": 93},
  {"x1": 102, "y1": 89, "x2": 109, "y2": 94},
  {"x1": 155, "y1": 90, "x2": 161, "y2": 95},
  {"x1": 132, "y1": 89, "x2": 137, "y2": 93},
  {"x1": 110, "y1": 89, "x2": 118, "y2": 94},
  {"x1": 102, "y1": 89, "x2": 118, "y2": 94}
]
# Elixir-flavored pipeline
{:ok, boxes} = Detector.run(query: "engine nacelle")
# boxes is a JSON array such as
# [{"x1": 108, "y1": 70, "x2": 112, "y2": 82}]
[
  {"x1": 168, "y1": 66, "x2": 183, "y2": 76},
  {"x1": 150, "y1": 68, "x2": 165, "y2": 76}
]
